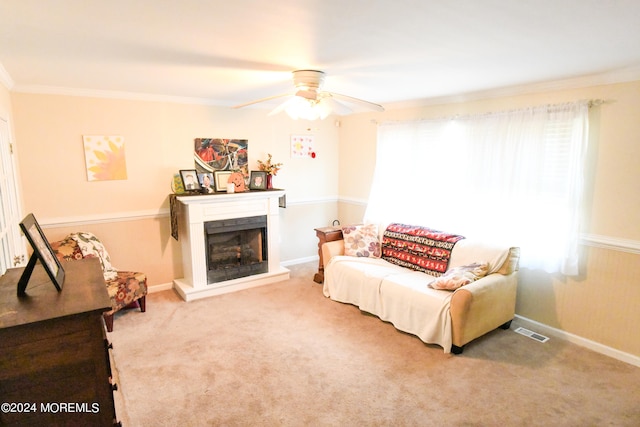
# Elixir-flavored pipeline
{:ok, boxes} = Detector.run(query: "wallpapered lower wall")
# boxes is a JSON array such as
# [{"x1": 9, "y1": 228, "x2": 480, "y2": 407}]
[{"x1": 517, "y1": 246, "x2": 640, "y2": 358}]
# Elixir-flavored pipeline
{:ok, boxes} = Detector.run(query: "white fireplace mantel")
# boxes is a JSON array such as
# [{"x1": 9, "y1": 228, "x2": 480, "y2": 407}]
[{"x1": 173, "y1": 190, "x2": 289, "y2": 301}]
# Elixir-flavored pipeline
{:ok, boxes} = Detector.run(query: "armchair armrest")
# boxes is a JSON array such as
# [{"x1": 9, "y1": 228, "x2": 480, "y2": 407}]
[{"x1": 321, "y1": 240, "x2": 345, "y2": 266}]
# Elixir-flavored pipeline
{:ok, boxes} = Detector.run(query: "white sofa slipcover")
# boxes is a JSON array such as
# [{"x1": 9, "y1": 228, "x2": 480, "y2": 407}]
[{"x1": 322, "y1": 225, "x2": 520, "y2": 354}]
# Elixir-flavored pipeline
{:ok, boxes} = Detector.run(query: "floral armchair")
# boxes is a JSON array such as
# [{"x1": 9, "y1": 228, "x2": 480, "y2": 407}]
[{"x1": 50, "y1": 232, "x2": 147, "y2": 332}]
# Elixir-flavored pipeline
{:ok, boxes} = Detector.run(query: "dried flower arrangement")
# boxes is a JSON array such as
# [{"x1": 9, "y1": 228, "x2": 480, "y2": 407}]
[{"x1": 257, "y1": 153, "x2": 283, "y2": 176}]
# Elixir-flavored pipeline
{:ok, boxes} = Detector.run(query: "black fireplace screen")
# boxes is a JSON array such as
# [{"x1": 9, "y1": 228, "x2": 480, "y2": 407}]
[{"x1": 205, "y1": 216, "x2": 268, "y2": 283}]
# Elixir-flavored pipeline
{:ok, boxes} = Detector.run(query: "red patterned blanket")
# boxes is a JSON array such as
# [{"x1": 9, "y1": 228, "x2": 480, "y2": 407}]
[{"x1": 382, "y1": 223, "x2": 465, "y2": 277}]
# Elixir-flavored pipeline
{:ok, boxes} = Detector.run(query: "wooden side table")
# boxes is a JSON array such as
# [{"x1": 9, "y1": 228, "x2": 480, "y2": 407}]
[{"x1": 313, "y1": 226, "x2": 343, "y2": 283}]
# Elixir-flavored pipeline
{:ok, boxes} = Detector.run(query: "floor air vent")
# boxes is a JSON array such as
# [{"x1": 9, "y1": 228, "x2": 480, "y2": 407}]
[{"x1": 514, "y1": 327, "x2": 549, "y2": 343}]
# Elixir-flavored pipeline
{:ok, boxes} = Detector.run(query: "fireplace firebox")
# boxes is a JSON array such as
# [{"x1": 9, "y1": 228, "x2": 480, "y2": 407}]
[{"x1": 205, "y1": 215, "x2": 268, "y2": 283}]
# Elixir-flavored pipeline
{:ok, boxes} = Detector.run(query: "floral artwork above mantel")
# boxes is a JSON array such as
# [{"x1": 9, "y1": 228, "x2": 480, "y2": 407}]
[{"x1": 83, "y1": 135, "x2": 128, "y2": 181}]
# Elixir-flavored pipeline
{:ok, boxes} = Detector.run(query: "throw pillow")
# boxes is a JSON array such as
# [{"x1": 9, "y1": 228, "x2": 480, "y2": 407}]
[
  {"x1": 342, "y1": 224, "x2": 381, "y2": 258},
  {"x1": 430, "y1": 262, "x2": 489, "y2": 290}
]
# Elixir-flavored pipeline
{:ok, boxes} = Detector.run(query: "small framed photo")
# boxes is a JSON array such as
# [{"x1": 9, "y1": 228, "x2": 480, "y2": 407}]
[
  {"x1": 249, "y1": 171, "x2": 267, "y2": 190},
  {"x1": 180, "y1": 169, "x2": 201, "y2": 192},
  {"x1": 198, "y1": 173, "x2": 214, "y2": 194},
  {"x1": 214, "y1": 170, "x2": 233, "y2": 192},
  {"x1": 18, "y1": 213, "x2": 65, "y2": 293}
]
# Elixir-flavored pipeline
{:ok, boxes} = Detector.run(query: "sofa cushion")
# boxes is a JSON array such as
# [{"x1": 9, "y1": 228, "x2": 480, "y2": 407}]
[
  {"x1": 378, "y1": 271, "x2": 453, "y2": 350},
  {"x1": 323, "y1": 255, "x2": 406, "y2": 314},
  {"x1": 381, "y1": 223, "x2": 465, "y2": 277},
  {"x1": 430, "y1": 262, "x2": 489, "y2": 290},
  {"x1": 342, "y1": 224, "x2": 381, "y2": 258}
]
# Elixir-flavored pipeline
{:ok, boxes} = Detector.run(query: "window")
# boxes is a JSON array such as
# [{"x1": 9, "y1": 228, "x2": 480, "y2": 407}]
[
  {"x1": 365, "y1": 102, "x2": 590, "y2": 275},
  {"x1": 0, "y1": 116, "x2": 24, "y2": 275}
]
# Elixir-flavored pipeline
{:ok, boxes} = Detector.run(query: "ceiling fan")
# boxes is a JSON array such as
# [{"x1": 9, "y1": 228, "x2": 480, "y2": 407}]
[{"x1": 232, "y1": 70, "x2": 385, "y2": 120}]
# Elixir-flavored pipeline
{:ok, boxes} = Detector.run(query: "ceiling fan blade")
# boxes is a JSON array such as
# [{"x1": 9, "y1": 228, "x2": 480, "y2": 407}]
[
  {"x1": 320, "y1": 97, "x2": 354, "y2": 116},
  {"x1": 267, "y1": 96, "x2": 298, "y2": 116},
  {"x1": 232, "y1": 69, "x2": 384, "y2": 118},
  {"x1": 327, "y1": 92, "x2": 385, "y2": 112},
  {"x1": 232, "y1": 93, "x2": 292, "y2": 109}
]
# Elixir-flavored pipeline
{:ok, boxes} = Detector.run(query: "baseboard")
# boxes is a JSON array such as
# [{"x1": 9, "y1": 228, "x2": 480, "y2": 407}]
[
  {"x1": 147, "y1": 282, "x2": 174, "y2": 293},
  {"x1": 280, "y1": 256, "x2": 318, "y2": 267},
  {"x1": 514, "y1": 315, "x2": 640, "y2": 368}
]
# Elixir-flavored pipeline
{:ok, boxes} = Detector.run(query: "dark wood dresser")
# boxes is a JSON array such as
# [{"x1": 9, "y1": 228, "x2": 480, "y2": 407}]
[{"x1": 0, "y1": 258, "x2": 119, "y2": 426}]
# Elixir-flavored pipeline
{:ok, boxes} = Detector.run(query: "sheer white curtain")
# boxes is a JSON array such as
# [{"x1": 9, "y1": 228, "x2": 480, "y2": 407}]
[{"x1": 364, "y1": 102, "x2": 589, "y2": 275}]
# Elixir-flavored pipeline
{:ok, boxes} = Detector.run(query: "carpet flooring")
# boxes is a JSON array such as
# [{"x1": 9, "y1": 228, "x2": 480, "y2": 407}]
[{"x1": 108, "y1": 262, "x2": 640, "y2": 426}]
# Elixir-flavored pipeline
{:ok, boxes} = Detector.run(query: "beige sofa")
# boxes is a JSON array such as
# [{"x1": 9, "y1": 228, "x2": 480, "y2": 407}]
[{"x1": 321, "y1": 223, "x2": 520, "y2": 354}]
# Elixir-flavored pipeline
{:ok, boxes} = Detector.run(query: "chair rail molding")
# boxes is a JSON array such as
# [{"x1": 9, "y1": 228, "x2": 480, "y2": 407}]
[
  {"x1": 580, "y1": 233, "x2": 640, "y2": 255},
  {"x1": 337, "y1": 196, "x2": 368, "y2": 206},
  {"x1": 286, "y1": 195, "x2": 338, "y2": 206},
  {"x1": 38, "y1": 209, "x2": 170, "y2": 228}
]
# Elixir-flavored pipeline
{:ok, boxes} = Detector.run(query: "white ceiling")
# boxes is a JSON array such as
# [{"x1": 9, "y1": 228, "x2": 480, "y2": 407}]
[{"x1": 2, "y1": 0, "x2": 640, "y2": 111}]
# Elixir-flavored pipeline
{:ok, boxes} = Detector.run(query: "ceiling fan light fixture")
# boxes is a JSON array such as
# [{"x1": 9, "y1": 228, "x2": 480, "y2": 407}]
[
  {"x1": 236, "y1": 69, "x2": 384, "y2": 119},
  {"x1": 292, "y1": 70, "x2": 326, "y2": 91},
  {"x1": 283, "y1": 97, "x2": 331, "y2": 120}
]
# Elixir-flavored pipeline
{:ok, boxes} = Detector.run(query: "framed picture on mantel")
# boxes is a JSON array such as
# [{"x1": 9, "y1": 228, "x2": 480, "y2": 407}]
[
  {"x1": 214, "y1": 170, "x2": 233, "y2": 192},
  {"x1": 180, "y1": 169, "x2": 201, "y2": 192},
  {"x1": 249, "y1": 171, "x2": 267, "y2": 190}
]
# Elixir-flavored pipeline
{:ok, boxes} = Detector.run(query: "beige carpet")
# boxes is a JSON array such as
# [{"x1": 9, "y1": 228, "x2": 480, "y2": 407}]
[{"x1": 108, "y1": 262, "x2": 640, "y2": 426}]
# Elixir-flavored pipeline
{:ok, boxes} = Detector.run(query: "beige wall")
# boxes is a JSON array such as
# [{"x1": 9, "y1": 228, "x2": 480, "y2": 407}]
[
  {"x1": 337, "y1": 80, "x2": 640, "y2": 357},
  {"x1": 11, "y1": 93, "x2": 340, "y2": 285},
  {"x1": 6, "y1": 79, "x2": 640, "y2": 358}
]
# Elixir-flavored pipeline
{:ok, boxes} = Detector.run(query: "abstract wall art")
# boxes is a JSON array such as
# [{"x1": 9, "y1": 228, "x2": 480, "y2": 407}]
[{"x1": 83, "y1": 135, "x2": 128, "y2": 181}]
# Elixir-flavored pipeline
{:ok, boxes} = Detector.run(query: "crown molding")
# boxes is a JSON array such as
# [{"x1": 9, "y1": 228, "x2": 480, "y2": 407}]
[
  {"x1": 11, "y1": 84, "x2": 224, "y2": 106},
  {"x1": 386, "y1": 65, "x2": 640, "y2": 110}
]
